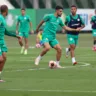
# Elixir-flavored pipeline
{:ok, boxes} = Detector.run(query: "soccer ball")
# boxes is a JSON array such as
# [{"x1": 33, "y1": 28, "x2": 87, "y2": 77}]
[
  {"x1": 36, "y1": 44, "x2": 41, "y2": 48},
  {"x1": 49, "y1": 60, "x2": 57, "y2": 69}
]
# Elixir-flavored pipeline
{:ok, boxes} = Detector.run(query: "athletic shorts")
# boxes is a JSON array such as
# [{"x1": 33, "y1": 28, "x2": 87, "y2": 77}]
[
  {"x1": 67, "y1": 34, "x2": 79, "y2": 45},
  {"x1": 42, "y1": 38, "x2": 59, "y2": 47},
  {"x1": 0, "y1": 44, "x2": 8, "y2": 56},
  {"x1": 92, "y1": 30, "x2": 96, "y2": 37},
  {"x1": 18, "y1": 32, "x2": 29, "y2": 38}
]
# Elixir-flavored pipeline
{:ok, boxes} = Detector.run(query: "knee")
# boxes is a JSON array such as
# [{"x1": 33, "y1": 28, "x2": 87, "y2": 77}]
[
  {"x1": 3, "y1": 55, "x2": 7, "y2": 61},
  {"x1": 0, "y1": 57, "x2": 4, "y2": 63},
  {"x1": 45, "y1": 47, "x2": 50, "y2": 51},
  {"x1": 57, "y1": 47, "x2": 62, "y2": 53}
]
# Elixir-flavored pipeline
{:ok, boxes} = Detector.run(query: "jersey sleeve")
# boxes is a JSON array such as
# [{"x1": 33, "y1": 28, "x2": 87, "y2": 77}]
[
  {"x1": 27, "y1": 16, "x2": 31, "y2": 22},
  {"x1": 80, "y1": 16, "x2": 85, "y2": 25},
  {"x1": 17, "y1": 16, "x2": 20, "y2": 22},
  {"x1": 59, "y1": 19, "x2": 65, "y2": 27},
  {"x1": 65, "y1": 16, "x2": 70, "y2": 25},
  {"x1": 43, "y1": 14, "x2": 51, "y2": 22},
  {"x1": 90, "y1": 16, "x2": 94, "y2": 23}
]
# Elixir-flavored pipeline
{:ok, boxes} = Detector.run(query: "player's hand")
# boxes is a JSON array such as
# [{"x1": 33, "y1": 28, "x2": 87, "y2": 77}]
[
  {"x1": 75, "y1": 28, "x2": 81, "y2": 32},
  {"x1": 16, "y1": 35, "x2": 21, "y2": 39},
  {"x1": 30, "y1": 30, "x2": 34, "y2": 34},
  {"x1": 16, "y1": 30, "x2": 18, "y2": 35}
]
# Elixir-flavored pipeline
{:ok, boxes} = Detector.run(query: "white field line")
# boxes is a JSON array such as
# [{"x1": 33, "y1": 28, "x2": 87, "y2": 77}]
[
  {"x1": 4, "y1": 62, "x2": 90, "y2": 73},
  {"x1": 0, "y1": 88, "x2": 96, "y2": 93}
]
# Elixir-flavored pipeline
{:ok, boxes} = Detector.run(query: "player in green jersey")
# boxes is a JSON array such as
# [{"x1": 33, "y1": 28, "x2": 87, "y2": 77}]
[
  {"x1": 16, "y1": 8, "x2": 32, "y2": 55},
  {"x1": 0, "y1": 5, "x2": 20, "y2": 82},
  {"x1": 65, "y1": 5, "x2": 85, "y2": 65},
  {"x1": 35, "y1": 6, "x2": 81, "y2": 68},
  {"x1": 90, "y1": 9, "x2": 96, "y2": 51}
]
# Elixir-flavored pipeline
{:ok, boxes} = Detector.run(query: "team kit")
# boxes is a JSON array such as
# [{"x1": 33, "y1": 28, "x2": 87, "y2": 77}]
[{"x1": 0, "y1": 5, "x2": 96, "y2": 81}]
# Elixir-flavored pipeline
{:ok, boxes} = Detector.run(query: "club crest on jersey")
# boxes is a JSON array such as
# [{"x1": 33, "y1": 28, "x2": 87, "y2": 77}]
[
  {"x1": 24, "y1": 17, "x2": 27, "y2": 20},
  {"x1": 77, "y1": 19, "x2": 80, "y2": 21}
]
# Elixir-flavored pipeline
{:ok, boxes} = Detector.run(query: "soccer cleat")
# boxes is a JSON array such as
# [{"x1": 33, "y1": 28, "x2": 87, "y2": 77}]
[
  {"x1": 73, "y1": 62, "x2": 77, "y2": 65},
  {"x1": 65, "y1": 48, "x2": 69, "y2": 58},
  {"x1": 35, "y1": 57, "x2": 41, "y2": 65},
  {"x1": 0, "y1": 79, "x2": 5, "y2": 82},
  {"x1": 24, "y1": 50, "x2": 27, "y2": 55},
  {"x1": 57, "y1": 64, "x2": 62, "y2": 68},
  {"x1": 21, "y1": 46, "x2": 24, "y2": 54}
]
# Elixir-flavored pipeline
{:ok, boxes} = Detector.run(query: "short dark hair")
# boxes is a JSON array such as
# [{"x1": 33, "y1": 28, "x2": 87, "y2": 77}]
[
  {"x1": 71, "y1": 5, "x2": 77, "y2": 9},
  {"x1": 55, "y1": 5, "x2": 63, "y2": 10},
  {"x1": 21, "y1": 8, "x2": 25, "y2": 11},
  {"x1": 0, "y1": 5, "x2": 8, "y2": 13}
]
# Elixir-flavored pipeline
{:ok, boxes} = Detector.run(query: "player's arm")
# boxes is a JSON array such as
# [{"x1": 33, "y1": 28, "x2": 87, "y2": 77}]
[
  {"x1": 16, "y1": 17, "x2": 20, "y2": 35},
  {"x1": 78, "y1": 16, "x2": 85, "y2": 30},
  {"x1": 63, "y1": 26, "x2": 80, "y2": 31},
  {"x1": 36, "y1": 20, "x2": 45, "y2": 33},
  {"x1": 16, "y1": 21, "x2": 19, "y2": 35},
  {"x1": 59, "y1": 19, "x2": 80, "y2": 32},
  {"x1": 5, "y1": 29, "x2": 20, "y2": 38},
  {"x1": 36, "y1": 14, "x2": 50, "y2": 33},
  {"x1": 90, "y1": 16, "x2": 94, "y2": 25}
]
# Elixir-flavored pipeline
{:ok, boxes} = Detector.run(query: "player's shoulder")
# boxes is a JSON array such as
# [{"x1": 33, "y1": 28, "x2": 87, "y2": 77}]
[
  {"x1": 0, "y1": 15, "x2": 3, "y2": 20},
  {"x1": 46, "y1": 14, "x2": 53, "y2": 17}
]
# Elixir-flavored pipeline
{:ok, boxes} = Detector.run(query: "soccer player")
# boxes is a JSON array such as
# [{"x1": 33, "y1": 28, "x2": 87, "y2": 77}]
[
  {"x1": 90, "y1": 9, "x2": 96, "y2": 51},
  {"x1": 65, "y1": 5, "x2": 85, "y2": 65},
  {"x1": 16, "y1": 8, "x2": 32, "y2": 55},
  {"x1": 0, "y1": 5, "x2": 20, "y2": 82},
  {"x1": 35, "y1": 5, "x2": 81, "y2": 68}
]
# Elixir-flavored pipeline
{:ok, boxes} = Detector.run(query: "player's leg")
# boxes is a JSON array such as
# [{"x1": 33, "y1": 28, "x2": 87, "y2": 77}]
[
  {"x1": 65, "y1": 47, "x2": 70, "y2": 58},
  {"x1": 35, "y1": 42, "x2": 51, "y2": 65},
  {"x1": 92, "y1": 37, "x2": 96, "y2": 51},
  {"x1": 23, "y1": 32, "x2": 29, "y2": 55},
  {"x1": 24, "y1": 38, "x2": 28, "y2": 55},
  {"x1": 0, "y1": 45, "x2": 8, "y2": 81},
  {"x1": 53, "y1": 44, "x2": 62, "y2": 68},
  {"x1": 50, "y1": 39, "x2": 62, "y2": 68},
  {"x1": 67, "y1": 35, "x2": 77, "y2": 65},
  {"x1": 18, "y1": 32, "x2": 24, "y2": 54},
  {"x1": 69, "y1": 44, "x2": 77, "y2": 65}
]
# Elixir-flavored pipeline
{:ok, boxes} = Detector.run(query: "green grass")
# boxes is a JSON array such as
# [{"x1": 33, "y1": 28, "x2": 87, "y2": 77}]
[{"x1": 0, "y1": 34, "x2": 96, "y2": 96}]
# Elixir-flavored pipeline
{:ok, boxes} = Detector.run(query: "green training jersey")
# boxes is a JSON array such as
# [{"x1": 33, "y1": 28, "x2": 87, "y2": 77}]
[
  {"x1": 17, "y1": 15, "x2": 31, "y2": 33},
  {"x1": 42, "y1": 14, "x2": 65, "y2": 40},
  {"x1": 65, "y1": 14, "x2": 84, "y2": 25},
  {"x1": 0, "y1": 14, "x2": 6, "y2": 43}
]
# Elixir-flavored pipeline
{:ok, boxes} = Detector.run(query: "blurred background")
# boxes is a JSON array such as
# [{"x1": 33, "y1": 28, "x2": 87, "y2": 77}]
[{"x1": 1, "y1": 0, "x2": 96, "y2": 32}]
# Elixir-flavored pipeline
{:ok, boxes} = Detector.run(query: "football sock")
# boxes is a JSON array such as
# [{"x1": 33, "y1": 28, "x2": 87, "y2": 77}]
[{"x1": 72, "y1": 57, "x2": 76, "y2": 63}]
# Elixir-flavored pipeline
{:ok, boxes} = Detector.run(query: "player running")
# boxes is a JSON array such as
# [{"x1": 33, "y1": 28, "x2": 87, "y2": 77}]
[
  {"x1": 16, "y1": 8, "x2": 32, "y2": 55},
  {"x1": 35, "y1": 5, "x2": 81, "y2": 68},
  {"x1": 90, "y1": 9, "x2": 96, "y2": 51},
  {"x1": 65, "y1": 5, "x2": 85, "y2": 65},
  {"x1": 0, "y1": 5, "x2": 20, "y2": 82}
]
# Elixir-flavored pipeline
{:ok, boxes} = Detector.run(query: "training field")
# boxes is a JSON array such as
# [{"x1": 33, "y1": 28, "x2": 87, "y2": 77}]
[{"x1": 0, "y1": 34, "x2": 96, "y2": 96}]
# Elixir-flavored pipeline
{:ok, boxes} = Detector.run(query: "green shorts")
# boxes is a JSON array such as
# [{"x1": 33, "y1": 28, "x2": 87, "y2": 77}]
[
  {"x1": 42, "y1": 38, "x2": 59, "y2": 47},
  {"x1": 92, "y1": 30, "x2": 96, "y2": 37},
  {"x1": 0, "y1": 44, "x2": 8, "y2": 56},
  {"x1": 19, "y1": 32, "x2": 29, "y2": 38},
  {"x1": 67, "y1": 34, "x2": 79, "y2": 45}
]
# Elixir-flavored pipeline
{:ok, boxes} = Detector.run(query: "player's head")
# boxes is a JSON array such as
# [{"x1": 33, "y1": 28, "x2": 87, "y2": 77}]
[
  {"x1": 0, "y1": 5, "x2": 8, "y2": 16},
  {"x1": 55, "y1": 5, "x2": 63, "y2": 17},
  {"x1": 71, "y1": 5, "x2": 77, "y2": 15},
  {"x1": 95, "y1": 9, "x2": 96, "y2": 15},
  {"x1": 21, "y1": 8, "x2": 25, "y2": 15}
]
